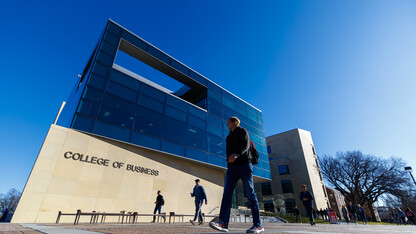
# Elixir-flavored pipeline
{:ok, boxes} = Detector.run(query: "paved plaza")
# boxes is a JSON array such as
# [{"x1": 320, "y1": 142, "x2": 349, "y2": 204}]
[{"x1": 1, "y1": 222, "x2": 416, "y2": 234}]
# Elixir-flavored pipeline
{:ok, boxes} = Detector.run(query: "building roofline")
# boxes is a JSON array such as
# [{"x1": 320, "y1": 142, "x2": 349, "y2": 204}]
[{"x1": 108, "y1": 19, "x2": 262, "y2": 113}]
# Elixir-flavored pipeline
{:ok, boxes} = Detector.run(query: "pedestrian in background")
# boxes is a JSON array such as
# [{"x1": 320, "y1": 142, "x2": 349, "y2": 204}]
[
  {"x1": 392, "y1": 211, "x2": 398, "y2": 224},
  {"x1": 293, "y1": 206, "x2": 302, "y2": 223},
  {"x1": 300, "y1": 184, "x2": 315, "y2": 225},
  {"x1": 397, "y1": 208, "x2": 407, "y2": 225},
  {"x1": 190, "y1": 179, "x2": 208, "y2": 225},
  {"x1": 151, "y1": 190, "x2": 165, "y2": 223},
  {"x1": 341, "y1": 205, "x2": 349, "y2": 224},
  {"x1": 356, "y1": 204, "x2": 367, "y2": 225},
  {"x1": 405, "y1": 207, "x2": 414, "y2": 225},
  {"x1": 325, "y1": 208, "x2": 329, "y2": 221},
  {"x1": 347, "y1": 202, "x2": 357, "y2": 224}
]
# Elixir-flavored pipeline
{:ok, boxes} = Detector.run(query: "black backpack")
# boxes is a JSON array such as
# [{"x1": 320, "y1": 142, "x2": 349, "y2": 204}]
[
  {"x1": 161, "y1": 196, "x2": 165, "y2": 206},
  {"x1": 250, "y1": 141, "x2": 259, "y2": 165}
]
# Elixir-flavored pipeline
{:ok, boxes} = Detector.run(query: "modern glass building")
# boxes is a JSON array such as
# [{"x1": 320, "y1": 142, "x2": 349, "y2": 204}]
[{"x1": 57, "y1": 20, "x2": 271, "y2": 179}]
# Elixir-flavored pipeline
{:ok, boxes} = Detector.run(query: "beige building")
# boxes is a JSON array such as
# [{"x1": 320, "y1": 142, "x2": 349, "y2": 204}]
[
  {"x1": 12, "y1": 124, "x2": 225, "y2": 223},
  {"x1": 262, "y1": 129, "x2": 329, "y2": 214},
  {"x1": 326, "y1": 186, "x2": 346, "y2": 218}
]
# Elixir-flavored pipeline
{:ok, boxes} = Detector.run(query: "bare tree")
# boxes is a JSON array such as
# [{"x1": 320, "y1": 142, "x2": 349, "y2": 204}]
[
  {"x1": 0, "y1": 189, "x2": 21, "y2": 214},
  {"x1": 319, "y1": 151, "x2": 409, "y2": 221}
]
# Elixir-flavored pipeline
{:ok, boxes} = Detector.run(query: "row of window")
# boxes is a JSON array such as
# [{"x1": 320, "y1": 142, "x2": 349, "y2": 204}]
[
  {"x1": 72, "y1": 113, "x2": 227, "y2": 166},
  {"x1": 260, "y1": 180, "x2": 294, "y2": 196},
  {"x1": 85, "y1": 71, "x2": 268, "y2": 157},
  {"x1": 92, "y1": 65, "x2": 267, "y2": 150},
  {"x1": 262, "y1": 199, "x2": 296, "y2": 214},
  {"x1": 87, "y1": 68, "x2": 267, "y2": 142}
]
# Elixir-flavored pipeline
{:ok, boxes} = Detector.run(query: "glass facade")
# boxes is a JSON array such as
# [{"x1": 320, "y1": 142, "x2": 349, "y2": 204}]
[{"x1": 57, "y1": 20, "x2": 271, "y2": 179}]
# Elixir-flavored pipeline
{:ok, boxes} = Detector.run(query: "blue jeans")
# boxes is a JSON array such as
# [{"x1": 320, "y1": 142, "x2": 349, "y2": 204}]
[
  {"x1": 193, "y1": 200, "x2": 204, "y2": 223},
  {"x1": 219, "y1": 163, "x2": 261, "y2": 227},
  {"x1": 305, "y1": 206, "x2": 314, "y2": 223},
  {"x1": 153, "y1": 205, "x2": 165, "y2": 222}
]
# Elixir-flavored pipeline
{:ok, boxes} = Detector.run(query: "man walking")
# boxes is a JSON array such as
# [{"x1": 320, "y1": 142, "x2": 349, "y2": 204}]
[
  {"x1": 151, "y1": 190, "x2": 165, "y2": 223},
  {"x1": 356, "y1": 204, "x2": 367, "y2": 225},
  {"x1": 341, "y1": 205, "x2": 349, "y2": 224},
  {"x1": 190, "y1": 179, "x2": 208, "y2": 225},
  {"x1": 299, "y1": 184, "x2": 315, "y2": 225},
  {"x1": 347, "y1": 202, "x2": 357, "y2": 224},
  {"x1": 209, "y1": 117, "x2": 264, "y2": 233}
]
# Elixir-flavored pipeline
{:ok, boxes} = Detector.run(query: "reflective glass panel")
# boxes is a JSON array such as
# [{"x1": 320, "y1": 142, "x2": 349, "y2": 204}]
[
  {"x1": 131, "y1": 131, "x2": 161, "y2": 150},
  {"x1": 93, "y1": 120, "x2": 131, "y2": 142},
  {"x1": 110, "y1": 69, "x2": 141, "y2": 90},
  {"x1": 106, "y1": 81, "x2": 137, "y2": 103},
  {"x1": 98, "y1": 106, "x2": 134, "y2": 128},
  {"x1": 102, "y1": 93, "x2": 136, "y2": 115},
  {"x1": 77, "y1": 99, "x2": 99, "y2": 117},
  {"x1": 72, "y1": 114, "x2": 94, "y2": 132},
  {"x1": 162, "y1": 140, "x2": 185, "y2": 156},
  {"x1": 138, "y1": 94, "x2": 164, "y2": 113}
]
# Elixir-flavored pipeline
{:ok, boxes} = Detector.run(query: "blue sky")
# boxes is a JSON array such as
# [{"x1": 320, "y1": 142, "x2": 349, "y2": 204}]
[{"x1": 1, "y1": 1, "x2": 416, "y2": 194}]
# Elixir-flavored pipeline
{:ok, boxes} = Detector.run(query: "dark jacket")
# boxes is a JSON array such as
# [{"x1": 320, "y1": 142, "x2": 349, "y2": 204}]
[
  {"x1": 191, "y1": 185, "x2": 207, "y2": 202},
  {"x1": 357, "y1": 207, "x2": 366, "y2": 218},
  {"x1": 155, "y1": 194, "x2": 164, "y2": 207},
  {"x1": 226, "y1": 126, "x2": 251, "y2": 166},
  {"x1": 347, "y1": 204, "x2": 356, "y2": 214},
  {"x1": 299, "y1": 190, "x2": 314, "y2": 208},
  {"x1": 342, "y1": 207, "x2": 348, "y2": 218}
]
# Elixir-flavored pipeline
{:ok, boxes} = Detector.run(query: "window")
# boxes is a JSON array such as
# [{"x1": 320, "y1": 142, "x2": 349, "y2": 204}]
[
  {"x1": 166, "y1": 105, "x2": 187, "y2": 122},
  {"x1": 261, "y1": 182, "x2": 272, "y2": 196},
  {"x1": 188, "y1": 115, "x2": 205, "y2": 130},
  {"x1": 110, "y1": 69, "x2": 140, "y2": 90},
  {"x1": 281, "y1": 180, "x2": 294, "y2": 193},
  {"x1": 279, "y1": 165, "x2": 290, "y2": 175},
  {"x1": 138, "y1": 94, "x2": 164, "y2": 113},
  {"x1": 87, "y1": 73, "x2": 107, "y2": 90},
  {"x1": 186, "y1": 148, "x2": 207, "y2": 161},
  {"x1": 106, "y1": 81, "x2": 137, "y2": 103},
  {"x1": 267, "y1": 145, "x2": 272, "y2": 154},
  {"x1": 161, "y1": 140, "x2": 185, "y2": 156},
  {"x1": 311, "y1": 145, "x2": 316, "y2": 155},
  {"x1": 131, "y1": 132, "x2": 161, "y2": 150},
  {"x1": 98, "y1": 106, "x2": 134, "y2": 128},
  {"x1": 207, "y1": 124, "x2": 223, "y2": 137},
  {"x1": 72, "y1": 114, "x2": 94, "y2": 132},
  {"x1": 93, "y1": 120, "x2": 131, "y2": 142},
  {"x1": 77, "y1": 99, "x2": 100, "y2": 117},
  {"x1": 285, "y1": 199, "x2": 296, "y2": 214},
  {"x1": 263, "y1": 200, "x2": 274, "y2": 213},
  {"x1": 102, "y1": 93, "x2": 136, "y2": 115}
]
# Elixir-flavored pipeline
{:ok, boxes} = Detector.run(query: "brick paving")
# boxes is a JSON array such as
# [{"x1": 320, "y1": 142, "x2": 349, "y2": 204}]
[
  {"x1": 1, "y1": 222, "x2": 416, "y2": 234},
  {"x1": 0, "y1": 223, "x2": 42, "y2": 234}
]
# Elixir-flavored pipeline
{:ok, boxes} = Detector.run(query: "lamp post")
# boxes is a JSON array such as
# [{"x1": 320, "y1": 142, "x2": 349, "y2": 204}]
[{"x1": 404, "y1": 166, "x2": 416, "y2": 186}]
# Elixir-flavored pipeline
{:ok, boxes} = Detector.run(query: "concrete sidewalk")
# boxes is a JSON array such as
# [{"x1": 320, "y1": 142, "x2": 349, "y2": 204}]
[{"x1": 1, "y1": 222, "x2": 415, "y2": 234}]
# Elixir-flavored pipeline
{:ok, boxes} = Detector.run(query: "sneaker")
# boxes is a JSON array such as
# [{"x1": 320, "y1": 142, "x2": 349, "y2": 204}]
[
  {"x1": 209, "y1": 221, "x2": 229, "y2": 232},
  {"x1": 246, "y1": 226, "x2": 264, "y2": 233},
  {"x1": 198, "y1": 222, "x2": 204, "y2": 225},
  {"x1": 190, "y1": 220, "x2": 196, "y2": 225}
]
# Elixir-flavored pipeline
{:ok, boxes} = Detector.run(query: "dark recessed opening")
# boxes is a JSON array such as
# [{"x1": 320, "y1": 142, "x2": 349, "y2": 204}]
[{"x1": 115, "y1": 39, "x2": 207, "y2": 110}]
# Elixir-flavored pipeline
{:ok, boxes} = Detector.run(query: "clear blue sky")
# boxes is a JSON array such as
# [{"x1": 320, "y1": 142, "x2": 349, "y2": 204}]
[{"x1": 1, "y1": 1, "x2": 415, "y2": 194}]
